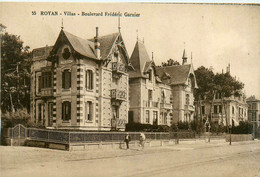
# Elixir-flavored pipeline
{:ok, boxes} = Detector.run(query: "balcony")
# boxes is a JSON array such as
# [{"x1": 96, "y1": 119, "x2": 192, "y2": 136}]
[
  {"x1": 184, "y1": 105, "x2": 195, "y2": 111},
  {"x1": 160, "y1": 103, "x2": 173, "y2": 109},
  {"x1": 111, "y1": 89, "x2": 126, "y2": 101},
  {"x1": 112, "y1": 62, "x2": 125, "y2": 74},
  {"x1": 143, "y1": 100, "x2": 159, "y2": 108},
  {"x1": 40, "y1": 88, "x2": 53, "y2": 97}
]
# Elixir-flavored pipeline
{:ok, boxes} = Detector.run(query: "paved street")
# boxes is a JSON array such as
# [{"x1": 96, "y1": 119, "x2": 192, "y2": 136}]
[{"x1": 1, "y1": 141, "x2": 260, "y2": 177}]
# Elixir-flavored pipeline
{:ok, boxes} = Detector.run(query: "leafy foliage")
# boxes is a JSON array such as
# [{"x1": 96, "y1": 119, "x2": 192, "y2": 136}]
[
  {"x1": 194, "y1": 66, "x2": 244, "y2": 101},
  {"x1": 232, "y1": 121, "x2": 253, "y2": 134},
  {"x1": 159, "y1": 59, "x2": 180, "y2": 67},
  {"x1": 1, "y1": 25, "x2": 32, "y2": 113},
  {"x1": 125, "y1": 123, "x2": 170, "y2": 132}
]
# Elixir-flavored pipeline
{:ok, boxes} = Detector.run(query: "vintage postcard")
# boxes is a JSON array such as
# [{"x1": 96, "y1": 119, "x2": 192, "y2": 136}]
[{"x1": 1, "y1": 2, "x2": 260, "y2": 177}]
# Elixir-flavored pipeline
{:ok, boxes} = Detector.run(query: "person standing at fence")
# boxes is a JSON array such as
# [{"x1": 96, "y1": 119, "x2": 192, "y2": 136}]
[
  {"x1": 124, "y1": 132, "x2": 131, "y2": 150},
  {"x1": 139, "y1": 133, "x2": 146, "y2": 150}
]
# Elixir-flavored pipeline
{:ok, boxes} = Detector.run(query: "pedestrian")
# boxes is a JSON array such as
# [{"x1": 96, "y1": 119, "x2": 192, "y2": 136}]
[
  {"x1": 124, "y1": 132, "x2": 131, "y2": 150},
  {"x1": 139, "y1": 133, "x2": 146, "y2": 150}
]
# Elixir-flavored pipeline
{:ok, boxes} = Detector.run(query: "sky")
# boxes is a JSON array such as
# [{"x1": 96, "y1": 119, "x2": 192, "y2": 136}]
[{"x1": 1, "y1": 2, "x2": 259, "y2": 98}]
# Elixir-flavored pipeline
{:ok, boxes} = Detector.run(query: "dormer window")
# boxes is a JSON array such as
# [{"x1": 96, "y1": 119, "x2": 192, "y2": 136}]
[{"x1": 148, "y1": 70, "x2": 152, "y2": 81}]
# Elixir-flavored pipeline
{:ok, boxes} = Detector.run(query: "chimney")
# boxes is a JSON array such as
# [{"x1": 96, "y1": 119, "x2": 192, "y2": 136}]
[
  {"x1": 182, "y1": 49, "x2": 187, "y2": 65},
  {"x1": 226, "y1": 63, "x2": 230, "y2": 73},
  {"x1": 94, "y1": 27, "x2": 100, "y2": 59}
]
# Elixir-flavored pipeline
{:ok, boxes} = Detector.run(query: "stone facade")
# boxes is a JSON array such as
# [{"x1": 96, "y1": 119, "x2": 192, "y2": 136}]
[
  {"x1": 197, "y1": 92, "x2": 248, "y2": 126},
  {"x1": 247, "y1": 96, "x2": 260, "y2": 132},
  {"x1": 31, "y1": 28, "x2": 130, "y2": 130},
  {"x1": 129, "y1": 40, "x2": 197, "y2": 125}
]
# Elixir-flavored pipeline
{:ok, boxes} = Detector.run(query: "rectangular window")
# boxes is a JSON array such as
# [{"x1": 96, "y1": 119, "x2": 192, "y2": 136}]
[
  {"x1": 38, "y1": 103, "x2": 42, "y2": 122},
  {"x1": 62, "y1": 101, "x2": 71, "y2": 121},
  {"x1": 232, "y1": 106, "x2": 235, "y2": 114},
  {"x1": 148, "y1": 70, "x2": 152, "y2": 81},
  {"x1": 252, "y1": 103, "x2": 256, "y2": 110},
  {"x1": 62, "y1": 69, "x2": 71, "y2": 89},
  {"x1": 214, "y1": 105, "x2": 218, "y2": 114},
  {"x1": 201, "y1": 106, "x2": 205, "y2": 115},
  {"x1": 252, "y1": 112, "x2": 256, "y2": 121},
  {"x1": 153, "y1": 111, "x2": 158, "y2": 125},
  {"x1": 219, "y1": 105, "x2": 222, "y2": 113},
  {"x1": 148, "y1": 89, "x2": 153, "y2": 101},
  {"x1": 38, "y1": 76, "x2": 42, "y2": 93},
  {"x1": 86, "y1": 101, "x2": 93, "y2": 121},
  {"x1": 186, "y1": 94, "x2": 190, "y2": 105},
  {"x1": 85, "y1": 70, "x2": 93, "y2": 90},
  {"x1": 41, "y1": 72, "x2": 52, "y2": 88},
  {"x1": 146, "y1": 110, "x2": 150, "y2": 123}
]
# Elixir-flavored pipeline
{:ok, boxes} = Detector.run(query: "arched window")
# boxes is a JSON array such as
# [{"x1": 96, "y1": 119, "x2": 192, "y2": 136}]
[{"x1": 186, "y1": 94, "x2": 190, "y2": 105}]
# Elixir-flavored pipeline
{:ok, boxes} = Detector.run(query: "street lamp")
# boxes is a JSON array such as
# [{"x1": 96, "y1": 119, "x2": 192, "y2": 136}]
[{"x1": 229, "y1": 124, "x2": 232, "y2": 145}]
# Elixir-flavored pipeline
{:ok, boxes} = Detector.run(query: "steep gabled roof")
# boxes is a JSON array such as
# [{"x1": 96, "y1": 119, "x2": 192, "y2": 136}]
[
  {"x1": 63, "y1": 30, "x2": 96, "y2": 59},
  {"x1": 89, "y1": 32, "x2": 119, "y2": 59},
  {"x1": 156, "y1": 64, "x2": 193, "y2": 85},
  {"x1": 129, "y1": 40, "x2": 152, "y2": 78}
]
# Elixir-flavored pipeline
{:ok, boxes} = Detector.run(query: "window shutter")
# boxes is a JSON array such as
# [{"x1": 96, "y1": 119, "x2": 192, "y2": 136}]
[
  {"x1": 90, "y1": 71, "x2": 93, "y2": 90},
  {"x1": 85, "y1": 71, "x2": 88, "y2": 89},
  {"x1": 68, "y1": 71, "x2": 71, "y2": 88},
  {"x1": 62, "y1": 72, "x2": 65, "y2": 88},
  {"x1": 38, "y1": 76, "x2": 41, "y2": 92},
  {"x1": 68, "y1": 102, "x2": 71, "y2": 120},
  {"x1": 62, "y1": 102, "x2": 64, "y2": 120},
  {"x1": 89, "y1": 102, "x2": 92, "y2": 121}
]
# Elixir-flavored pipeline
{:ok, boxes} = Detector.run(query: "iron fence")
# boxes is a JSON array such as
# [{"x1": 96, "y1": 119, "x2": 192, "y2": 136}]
[{"x1": 7, "y1": 124, "x2": 196, "y2": 144}]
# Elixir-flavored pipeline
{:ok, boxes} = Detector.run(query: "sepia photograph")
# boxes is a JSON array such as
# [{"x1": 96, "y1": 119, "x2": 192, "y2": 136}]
[{"x1": 0, "y1": 2, "x2": 260, "y2": 177}]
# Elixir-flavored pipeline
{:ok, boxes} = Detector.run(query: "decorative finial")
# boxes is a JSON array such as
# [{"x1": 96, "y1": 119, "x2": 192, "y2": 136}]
[
  {"x1": 61, "y1": 18, "x2": 64, "y2": 30},
  {"x1": 118, "y1": 16, "x2": 121, "y2": 32},
  {"x1": 136, "y1": 29, "x2": 138, "y2": 41},
  {"x1": 191, "y1": 52, "x2": 193, "y2": 64},
  {"x1": 152, "y1": 52, "x2": 154, "y2": 61},
  {"x1": 184, "y1": 42, "x2": 186, "y2": 48}
]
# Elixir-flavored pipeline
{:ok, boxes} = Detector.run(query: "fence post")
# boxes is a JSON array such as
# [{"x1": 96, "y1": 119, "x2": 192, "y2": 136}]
[{"x1": 69, "y1": 132, "x2": 70, "y2": 144}]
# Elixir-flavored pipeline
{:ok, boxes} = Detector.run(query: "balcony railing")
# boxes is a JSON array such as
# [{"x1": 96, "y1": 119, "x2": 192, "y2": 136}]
[
  {"x1": 160, "y1": 103, "x2": 173, "y2": 109},
  {"x1": 41, "y1": 88, "x2": 53, "y2": 97},
  {"x1": 111, "y1": 89, "x2": 126, "y2": 101},
  {"x1": 211, "y1": 113, "x2": 226, "y2": 119},
  {"x1": 112, "y1": 62, "x2": 125, "y2": 74},
  {"x1": 143, "y1": 100, "x2": 159, "y2": 108},
  {"x1": 184, "y1": 105, "x2": 195, "y2": 111}
]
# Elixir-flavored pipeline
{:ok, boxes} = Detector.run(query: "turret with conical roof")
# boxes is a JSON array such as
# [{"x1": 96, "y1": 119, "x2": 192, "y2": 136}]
[
  {"x1": 129, "y1": 40, "x2": 152, "y2": 78},
  {"x1": 182, "y1": 49, "x2": 187, "y2": 65}
]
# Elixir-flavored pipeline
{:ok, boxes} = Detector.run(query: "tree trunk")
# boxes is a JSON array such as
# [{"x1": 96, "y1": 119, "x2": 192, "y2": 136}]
[{"x1": 9, "y1": 92, "x2": 15, "y2": 114}]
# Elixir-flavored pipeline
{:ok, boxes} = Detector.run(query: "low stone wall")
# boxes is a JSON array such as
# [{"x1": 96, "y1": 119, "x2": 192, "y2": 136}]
[
  {"x1": 226, "y1": 134, "x2": 253, "y2": 142},
  {"x1": 4, "y1": 138, "x2": 26, "y2": 146}
]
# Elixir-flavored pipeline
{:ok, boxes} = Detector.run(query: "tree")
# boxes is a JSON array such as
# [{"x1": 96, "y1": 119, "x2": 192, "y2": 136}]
[
  {"x1": 1, "y1": 24, "x2": 31, "y2": 113},
  {"x1": 159, "y1": 59, "x2": 180, "y2": 67},
  {"x1": 194, "y1": 66, "x2": 245, "y2": 133}
]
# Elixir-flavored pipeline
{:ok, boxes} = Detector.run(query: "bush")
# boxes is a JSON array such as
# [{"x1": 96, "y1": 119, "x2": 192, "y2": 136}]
[
  {"x1": 232, "y1": 121, "x2": 253, "y2": 134},
  {"x1": 170, "y1": 121, "x2": 197, "y2": 131},
  {"x1": 1, "y1": 109, "x2": 31, "y2": 128},
  {"x1": 125, "y1": 123, "x2": 170, "y2": 132}
]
